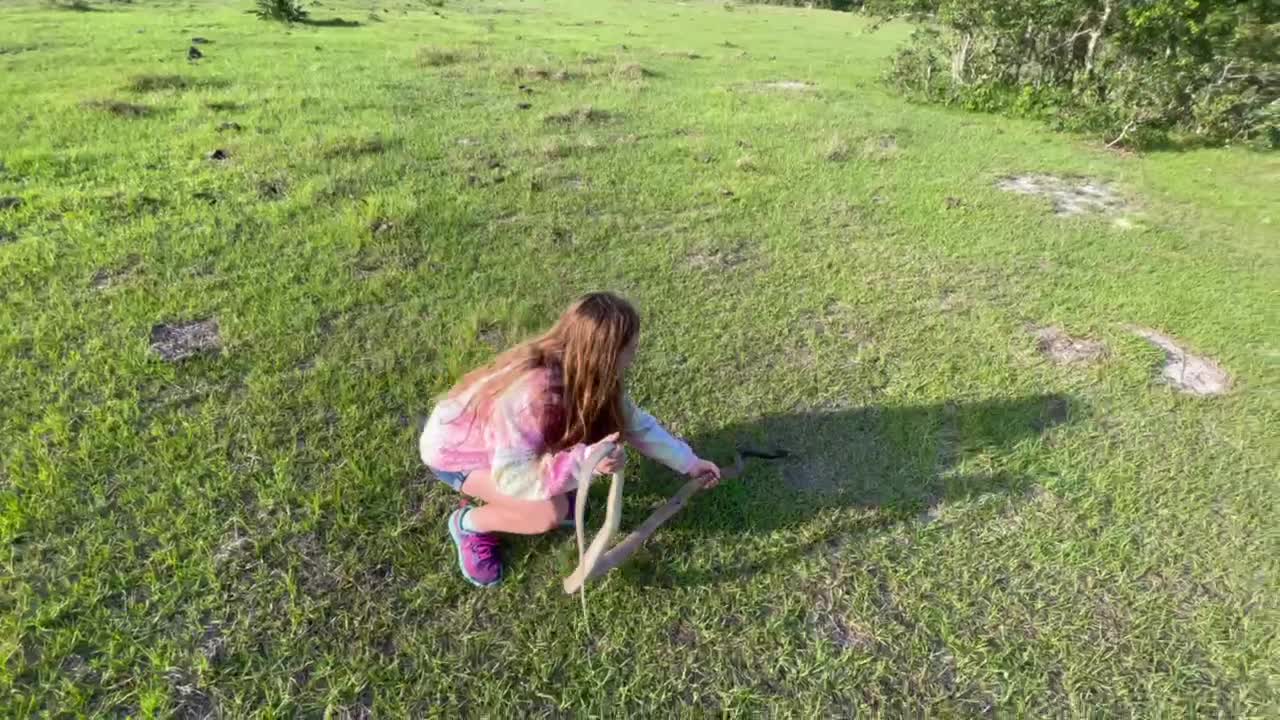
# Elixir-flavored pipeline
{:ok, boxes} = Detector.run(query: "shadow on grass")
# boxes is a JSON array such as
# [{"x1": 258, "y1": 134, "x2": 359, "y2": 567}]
[
  {"x1": 605, "y1": 393, "x2": 1080, "y2": 587},
  {"x1": 299, "y1": 17, "x2": 362, "y2": 28}
]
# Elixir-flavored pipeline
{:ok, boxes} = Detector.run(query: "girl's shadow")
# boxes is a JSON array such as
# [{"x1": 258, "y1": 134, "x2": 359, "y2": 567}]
[{"x1": 604, "y1": 394, "x2": 1079, "y2": 587}]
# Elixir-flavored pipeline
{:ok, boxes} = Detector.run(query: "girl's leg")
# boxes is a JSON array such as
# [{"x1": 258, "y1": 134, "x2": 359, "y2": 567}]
[{"x1": 459, "y1": 470, "x2": 568, "y2": 535}]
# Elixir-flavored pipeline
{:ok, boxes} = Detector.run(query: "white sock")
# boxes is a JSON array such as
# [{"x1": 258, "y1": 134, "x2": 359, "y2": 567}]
[{"x1": 459, "y1": 508, "x2": 481, "y2": 533}]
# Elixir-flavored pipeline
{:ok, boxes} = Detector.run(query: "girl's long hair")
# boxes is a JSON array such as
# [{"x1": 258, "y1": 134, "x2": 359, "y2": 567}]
[{"x1": 449, "y1": 292, "x2": 640, "y2": 451}]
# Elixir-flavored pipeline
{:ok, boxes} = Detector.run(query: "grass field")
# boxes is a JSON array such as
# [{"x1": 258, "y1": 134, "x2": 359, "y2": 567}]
[{"x1": 2, "y1": 0, "x2": 1278, "y2": 715}]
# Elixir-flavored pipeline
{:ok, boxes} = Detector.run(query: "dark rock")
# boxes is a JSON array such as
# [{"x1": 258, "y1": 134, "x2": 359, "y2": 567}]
[
  {"x1": 188, "y1": 46, "x2": 203, "y2": 61},
  {"x1": 207, "y1": 149, "x2": 228, "y2": 161}
]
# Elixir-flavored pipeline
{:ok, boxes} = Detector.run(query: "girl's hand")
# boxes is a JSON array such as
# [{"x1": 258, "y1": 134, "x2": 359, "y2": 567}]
[
  {"x1": 595, "y1": 442, "x2": 626, "y2": 475},
  {"x1": 590, "y1": 433, "x2": 624, "y2": 475},
  {"x1": 688, "y1": 457, "x2": 722, "y2": 488}
]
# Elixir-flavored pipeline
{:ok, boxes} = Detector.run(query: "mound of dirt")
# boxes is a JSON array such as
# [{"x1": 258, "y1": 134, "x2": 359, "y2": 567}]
[
  {"x1": 150, "y1": 319, "x2": 221, "y2": 362},
  {"x1": 1126, "y1": 326, "x2": 1230, "y2": 396},
  {"x1": 1031, "y1": 325, "x2": 1107, "y2": 365},
  {"x1": 997, "y1": 174, "x2": 1127, "y2": 216}
]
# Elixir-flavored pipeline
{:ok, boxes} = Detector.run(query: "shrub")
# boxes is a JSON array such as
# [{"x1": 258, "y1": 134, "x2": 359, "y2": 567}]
[
  {"x1": 253, "y1": 0, "x2": 308, "y2": 23},
  {"x1": 871, "y1": 0, "x2": 1279, "y2": 148}
]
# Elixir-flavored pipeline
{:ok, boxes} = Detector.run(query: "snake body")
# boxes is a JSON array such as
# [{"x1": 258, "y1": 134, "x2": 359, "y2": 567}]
[{"x1": 562, "y1": 445, "x2": 787, "y2": 595}]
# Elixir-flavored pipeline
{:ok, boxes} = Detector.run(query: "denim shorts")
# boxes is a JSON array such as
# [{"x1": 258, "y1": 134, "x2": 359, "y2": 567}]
[{"x1": 428, "y1": 466, "x2": 469, "y2": 492}]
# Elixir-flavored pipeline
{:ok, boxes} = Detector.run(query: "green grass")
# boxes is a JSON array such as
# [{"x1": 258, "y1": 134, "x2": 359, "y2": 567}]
[{"x1": 2, "y1": 0, "x2": 1278, "y2": 715}]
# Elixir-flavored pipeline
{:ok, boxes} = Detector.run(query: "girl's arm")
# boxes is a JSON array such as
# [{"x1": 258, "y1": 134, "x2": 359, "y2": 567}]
[{"x1": 622, "y1": 395, "x2": 698, "y2": 474}]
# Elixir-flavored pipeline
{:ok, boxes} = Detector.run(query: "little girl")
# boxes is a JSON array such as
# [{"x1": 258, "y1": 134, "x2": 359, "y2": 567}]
[{"x1": 419, "y1": 292, "x2": 721, "y2": 587}]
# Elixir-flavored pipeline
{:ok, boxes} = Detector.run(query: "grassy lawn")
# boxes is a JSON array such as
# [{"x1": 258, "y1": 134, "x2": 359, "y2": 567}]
[{"x1": 2, "y1": 0, "x2": 1278, "y2": 715}]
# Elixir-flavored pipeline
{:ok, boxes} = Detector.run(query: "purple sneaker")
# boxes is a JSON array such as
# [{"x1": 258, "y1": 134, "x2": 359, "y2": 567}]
[{"x1": 448, "y1": 508, "x2": 502, "y2": 587}]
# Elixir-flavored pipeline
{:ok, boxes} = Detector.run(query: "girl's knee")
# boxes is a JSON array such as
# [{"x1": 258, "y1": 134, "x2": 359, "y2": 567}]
[{"x1": 531, "y1": 497, "x2": 567, "y2": 534}]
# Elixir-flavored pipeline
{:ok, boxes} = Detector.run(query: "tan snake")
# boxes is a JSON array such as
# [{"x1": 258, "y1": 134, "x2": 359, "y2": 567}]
[{"x1": 562, "y1": 444, "x2": 787, "y2": 596}]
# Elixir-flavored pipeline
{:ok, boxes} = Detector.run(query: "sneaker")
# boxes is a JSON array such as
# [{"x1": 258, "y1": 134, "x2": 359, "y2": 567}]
[{"x1": 447, "y1": 508, "x2": 502, "y2": 587}]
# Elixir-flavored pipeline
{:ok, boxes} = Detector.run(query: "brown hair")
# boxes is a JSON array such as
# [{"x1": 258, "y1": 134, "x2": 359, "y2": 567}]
[{"x1": 450, "y1": 292, "x2": 641, "y2": 451}]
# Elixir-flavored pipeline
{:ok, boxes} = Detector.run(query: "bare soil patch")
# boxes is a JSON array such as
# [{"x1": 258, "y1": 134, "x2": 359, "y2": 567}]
[
  {"x1": 324, "y1": 136, "x2": 391, "y2": 159},
  {"x1": 1126, "y1": 326, "x2": 1230, "y2": 396},
  {"x1": 126, "y1": 74, "x2": 189, "y2": 92},
  {"x1": 760, "y1": 80, "x2": 814, "y2": 91},
  {"x1": 92, "y1": 255, "x2": 141, "y2": 290},
  {"x1": 1030, "y1": 325, "x2": 1107, "y2": 365},
  {"x1": 822, "y1": 134, "x2": 849, "y2": 162},
  {"x1": 613, "y1": 62, "x2": 656, "y2": 80},
  {"x1": 543, "y1": 106, "x2": 614, "y2": 125},
  {"x1": 84, "y1": 100, "x2": 153, "y2": 118},
  {"x1": 416, "y1": 46, "x2": 475, "y2": 67},
  {"x1": 685, "y1": 246, "x2": 746, "y2": 271},
  {"x1": 512, "y1": 65, "x2": 575, "y2": 81},
  {"x1": 997, "y1": 174, "x2": 1128, "y2": 216},
  {"x1": 150, "y1": 319, "x2": 222, "y2": 362}
]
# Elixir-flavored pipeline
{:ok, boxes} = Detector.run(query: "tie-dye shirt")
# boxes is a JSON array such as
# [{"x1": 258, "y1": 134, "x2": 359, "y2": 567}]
[{"x1": 419, "y1": 367, "x2": 696, "y2": 500}]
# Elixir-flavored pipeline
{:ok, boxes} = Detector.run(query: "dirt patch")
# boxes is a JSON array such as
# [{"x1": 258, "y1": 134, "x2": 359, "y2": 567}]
[
  {"x1": 543, "y1": 106, "x2": 614, "y2": 125},
  {"x1": 84, "y1": 100, "x2": 152, "y2": 118},
  {"x1": 685, "y1": 247, "x2": 746, "y2": 271},
  {"x1": 1033, "y1": 395, "x2": 1073, "y2": 433},
  {"x1": 761, "y1": 80, "x2": 814, "y2": 91},
  {"x1": 126, "y1": 74, "x2": 189, "y2": 92},
  {"x1": 810, "y1": 588, "x2": 876, "y2": 652},
  {"x1": 540, "y1": 136, "x2": 600, "y2": 160},
  {"x1": 416, "y1": 45, "x2": 473, "y2": 67},
  {"x1": 324, "y1": 136, "x2": 391, "y2": 159},
  {"x1": 668, "y1": 620, "x2": 698, "y2": 648},
  {"x1": 997, "y1": 174, "x2": 1127, "y2": 216},
  {"x1": 1126, "y1": 326, "x2": 1230, "y2": 396},
  {"x1": 613, "y1": 62, "x2": 656, "y2": 80},
  {"x1": 167, "y1": 669, "x2": 215, "y2": 719},
  {"x1": 198, "y1": 623, "x2": 227, "y2": 664},
  {"x1": 91, "y1": 255, "x2": 140, "y2": 290},
  {"x1": 150, "y1": 319, "x2": 222, "y2": 362},
  {"x1": 1031, "y1": 325, "x2": 1107, "y2": 365},
  {"x1": 477, "y1": 324, "x2": 506, "y2": 350},
  {"x1": 823, "y1": 134, "x2": 850, "y2": 162},
  {"x1": 512, "y1": 65, "x2": 575, "y2": 81},
  {"x1": 862, "y1": 135, "x2": 898, "y2": 160},
  {"x1": 257, "y1": 179, "x2": 286, "y2": 200}
]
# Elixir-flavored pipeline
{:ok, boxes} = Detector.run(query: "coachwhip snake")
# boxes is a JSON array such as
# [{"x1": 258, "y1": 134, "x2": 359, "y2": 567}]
[{"x1": 562, "y1": 444, "x2": 788, "y2": 596}]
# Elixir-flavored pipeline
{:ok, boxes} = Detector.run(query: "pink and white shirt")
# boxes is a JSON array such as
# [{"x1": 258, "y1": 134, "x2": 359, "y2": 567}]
[{"x1": 419, "y1": 368, "x2": 696, "y2": 500}]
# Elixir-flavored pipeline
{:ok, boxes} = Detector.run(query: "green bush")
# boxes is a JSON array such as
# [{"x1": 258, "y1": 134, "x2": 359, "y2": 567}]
[
  {"x1": 253, "y1": 0, "x2": 308, "y2": 23},
  {"x1": 872, "y1": 0, "x2": 1279, "y2": 148}
]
